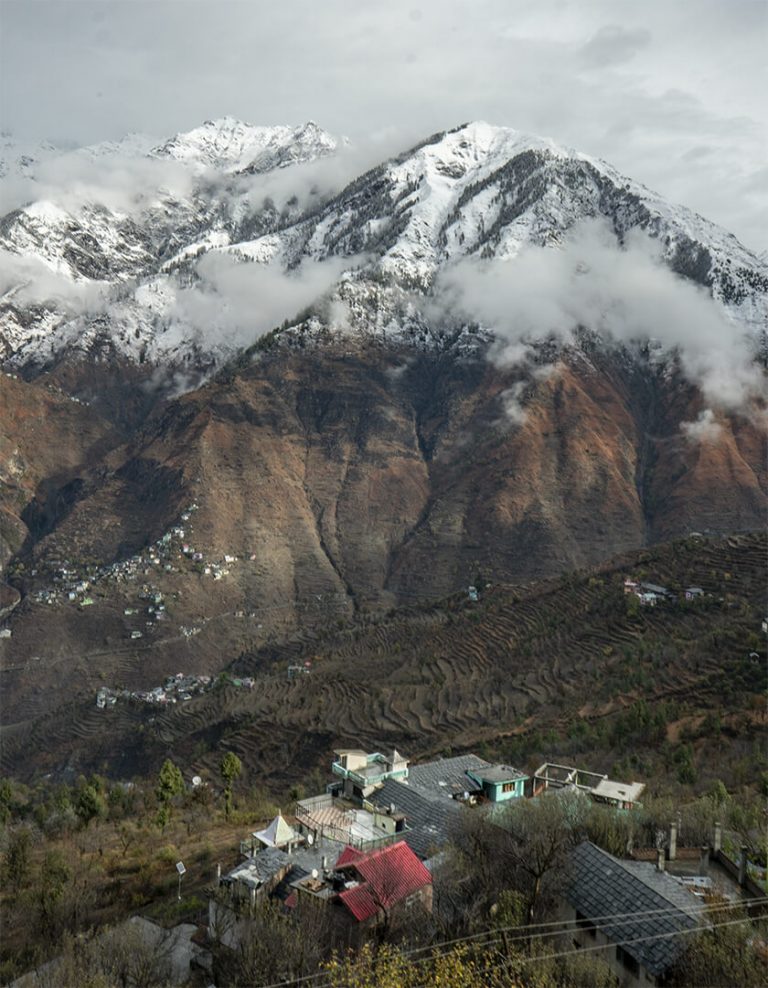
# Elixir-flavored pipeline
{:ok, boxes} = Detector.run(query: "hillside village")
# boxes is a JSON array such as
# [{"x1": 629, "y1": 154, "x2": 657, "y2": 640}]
[
  {"x1": 9, "y1": 744, "x2": 764, "y2": 988},
  {"x1": 2, "y1": 6, "x2": 768, "y2": 987}
]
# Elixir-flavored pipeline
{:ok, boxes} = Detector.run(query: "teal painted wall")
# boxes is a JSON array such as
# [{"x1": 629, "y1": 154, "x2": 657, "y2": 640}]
[{"x1": 489, "y1": 777, "x2": 526, "y2": 802}]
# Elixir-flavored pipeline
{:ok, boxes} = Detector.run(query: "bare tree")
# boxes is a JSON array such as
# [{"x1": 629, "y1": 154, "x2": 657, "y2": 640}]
[
  {"x1": 32, "y1": 920, "x2": 177, "y2": 988},
  {"x1": 492, "y1": 793, "x2": 585, "y2": 925}
]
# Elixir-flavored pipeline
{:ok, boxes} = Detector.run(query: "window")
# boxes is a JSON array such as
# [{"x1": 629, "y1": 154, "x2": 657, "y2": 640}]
[
  {"x1": 576, "y1": 910, "x2": 596, "y2": 938},
  {"x1": 502, "y1": 782, "x2": 516, "y2": 793},
  {"x1": 616, "y1": 945, "x2": 640, "y2": 976}
]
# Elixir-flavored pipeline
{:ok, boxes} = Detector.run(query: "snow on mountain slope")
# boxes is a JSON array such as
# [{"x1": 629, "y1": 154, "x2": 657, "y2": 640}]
[
  {"x1": 151, "y1": 117, "x2": 338, "y2": 173},
  {"x1": 1, "y1": 120, "x2": 766, "y2": 371},
  {"x1": 0, "y1": 119, "x2": 338, "y2": 270},
  {"x1": 232, "y1": 121, "x2": 767, "y2": 321},
  {"x1": 0, "y1": 135, "x2": 60, "y2": 180}
]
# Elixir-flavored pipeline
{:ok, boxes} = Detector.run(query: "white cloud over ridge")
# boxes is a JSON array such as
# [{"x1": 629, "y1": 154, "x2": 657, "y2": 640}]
[
  {"x1": 0, "y1": 250, "x2": 106, "y2": 311},
  {"x1": 167, "y1": 251, "x2": 352, "y2": 351},
  {"x1": 681, "y1": 408, "x2": 723, "y2": 444},
  {"x1": 437, "y1": 220, "x2": 765, "y2": 417},
  {"x1": 0, "y1": 150, "x2": 196, "y2": 217}
]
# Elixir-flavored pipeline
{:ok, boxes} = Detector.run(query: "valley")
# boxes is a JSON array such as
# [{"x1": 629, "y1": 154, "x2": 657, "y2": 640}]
[
  {"x1": 1, "y1": 530, "x2": 764, "y2": 793},
  {"x1": 0, "y1": 118, "x2": 766, "y2": 796}
]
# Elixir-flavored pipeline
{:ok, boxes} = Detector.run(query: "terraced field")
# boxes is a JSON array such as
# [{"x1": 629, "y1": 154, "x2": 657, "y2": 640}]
[{"x1": 1, "y1": 532, "x2": 765, "y2": 788}]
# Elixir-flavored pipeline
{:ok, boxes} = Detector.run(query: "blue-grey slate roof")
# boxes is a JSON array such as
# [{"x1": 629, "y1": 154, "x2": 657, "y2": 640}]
[
  {"x1": 407, "y1": 754, "x2": 490, "y2": 801},
  {"x1": 568, "y1": 841, "x2": 703, "y2": 978},
  {"x1": 468, "y1": 764, "x2": 527, "y2": 785},
  {"x1": 224, "y1": 847, "x2": 290, "y2": 888},
  {"x1": 373, "y1": 778, "x2": 461, "y2": 860}
]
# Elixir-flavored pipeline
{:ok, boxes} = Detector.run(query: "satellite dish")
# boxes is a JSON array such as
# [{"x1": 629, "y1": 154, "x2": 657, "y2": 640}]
[
  {"x1": 307, "y1": 832, "x2": 315, "y2": 845},
  {"x1": 311, "y1": 869, "x2": 319, "y2": 880},
  {"x1": 192, "y1": 775, "x2": 202, "y2": 787}
]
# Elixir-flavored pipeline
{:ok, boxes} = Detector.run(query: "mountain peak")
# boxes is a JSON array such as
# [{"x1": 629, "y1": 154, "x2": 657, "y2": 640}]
[
  {"x1": 151, "y1": 118, "x2": 337, "y2": 173},
  {"x1": 1, "y1": 119, "x2": 766, "y2": 371}
]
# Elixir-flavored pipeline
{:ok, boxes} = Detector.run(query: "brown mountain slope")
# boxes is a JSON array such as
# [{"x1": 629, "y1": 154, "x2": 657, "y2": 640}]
[
  {"x1": 21, "y1": 341, "x2": 768, "y2": 582},
  {"x1": 0, "y1": 340, "x2": 765, "y2": 730},
  {"x1": 1, "y1": 531, "x2": 764, "y2": 787},
  {"x1": 0, "y1": 373, "x2": 121, "y2": 569}
]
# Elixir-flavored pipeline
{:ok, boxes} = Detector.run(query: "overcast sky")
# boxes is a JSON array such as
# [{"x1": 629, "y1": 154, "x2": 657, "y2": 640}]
[{"x1": 2, "y1": 0, "x2": 766, "y2": 251}]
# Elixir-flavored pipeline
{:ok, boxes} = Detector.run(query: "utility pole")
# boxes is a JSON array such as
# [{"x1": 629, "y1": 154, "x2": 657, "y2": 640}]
[{"x1": 176, "y1": 860, "x2": 186, "y2": 901}]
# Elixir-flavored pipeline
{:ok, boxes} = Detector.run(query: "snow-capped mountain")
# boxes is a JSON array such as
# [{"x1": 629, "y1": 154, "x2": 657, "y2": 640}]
[
  {"x1": 2, "y1": 121, "x2": 767, "y2": 780},
  {"x1": 152, "y1": 117, "x2": 338, "y2": 174},
  {"x1": 232, "y1": 121, "x2": 766, "y2": 312},
  {"x1": 1, "y1": 119, "x2": 766, "y2": 369},
  {"x1": 0, "y1": 133, "x2": 61, "y2": 180}
]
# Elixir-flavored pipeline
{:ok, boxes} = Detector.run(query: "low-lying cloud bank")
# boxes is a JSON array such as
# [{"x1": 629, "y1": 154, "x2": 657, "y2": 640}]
[
  {"x1": 436, "y1": 220, "x2": 765, "y2": 428},
  {"x1": 0, "y1": 128, "x2": 406, "y2": 223},
  {"x1": 0, "y1": 149, "x2": 196, "y2": 216},
  {"x1": 0, "y1": 250, "x2": 106, "y2": 311},
  {"x1": 168, "y1": 251, "x2": 352, "y2": 350}
]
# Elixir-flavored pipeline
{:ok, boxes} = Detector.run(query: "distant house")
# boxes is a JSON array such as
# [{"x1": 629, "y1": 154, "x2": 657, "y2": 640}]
[
  {"x1": 565, "y1": 841, "x2": 703, "y2": 987},
  {"x1": 291, "y1": 841, "x2": 432, "y2": 940},
  {"x1": 684, "y1": 586, "x2": 704, "y2": 601},
  {"x1": 218, "y1": 848, "x2": 291, "y2": 902},
  {"x1": 534, "y1": 763, "x2": 644, "y2": 810},
  {"x1": 640, "y1": 582, "x2": 670, "y2": 598},
  {"x1": 372, "y1": 777, "x2": 461, "y2": 859},
  {"x1": 210, "y1": 848, "x2": 293, "y2": 946},
  {"x1": 252, "y1": 811, "x2": 299, "y2": 851},
  {"x1": 466, "y1": 764, "x2": 528, "y2": 802},
  {"x1": 624, "y1": 579, "x2": 675, "y2": 607},
  {"x1": 406, "y1": 753, "x2": 491, "y2": 802},
  {"x1": 332, "y1": 749, "x2": 409, "y2": 800},
  {"x1": 590, "y1": 778, "x2": 646, "y2": 810},
  {"x1": 295, "y1": 791, "x2": 403, "y2": 849},
  {"x1": 336, "y1": 842, "x2": 432, "y2": 923}
]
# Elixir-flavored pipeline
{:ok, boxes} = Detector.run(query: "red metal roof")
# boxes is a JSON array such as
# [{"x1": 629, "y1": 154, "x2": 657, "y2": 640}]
[
  {"x1": 335, "y1": 841, "x2": 432, "y2": 922},
  {"x1": 335, "y1": 845, "x2": 364, "y2": 868}
]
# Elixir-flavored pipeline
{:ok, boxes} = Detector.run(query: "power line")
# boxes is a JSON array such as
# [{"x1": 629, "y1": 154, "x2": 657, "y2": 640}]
[
  {"x1": 411, "y1": 913, "x2": 764, "y2": 988},
  {"x1": 520, "y1": 912, "x2": 759, "y2": 966},
  {"x1": 253, "y1": 895, "x2": 767, "y2": 988},
  {"x1": 403, "y1": 892, "x2": 766, "y2": 958}
]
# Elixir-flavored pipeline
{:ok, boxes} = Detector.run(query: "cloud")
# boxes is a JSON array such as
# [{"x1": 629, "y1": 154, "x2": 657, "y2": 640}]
[
  {"x1": 498, "y1": 380, "x2": 529, "y2": 426},
  {"x1": 167, "y1": 251, "x2": 352, "y2": 350},
  {"x1": 0, "y1": 250, "x2": 105, "y2": 311},
  {"x1": 579, "y1": 25, "x2": 651, "y2": 68},
  {"x1": 438, "y1": 219, "x2": 764, "y2": 412},
  {"x1": 226, "y1": 130, "x2": 416, "y2": 228},
  {"x1": 0, "y1": 148, "x2": 196, "y2": 216},
  {"x1": 681, "y1": 408, "x2": 723, "y2": 443}
]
